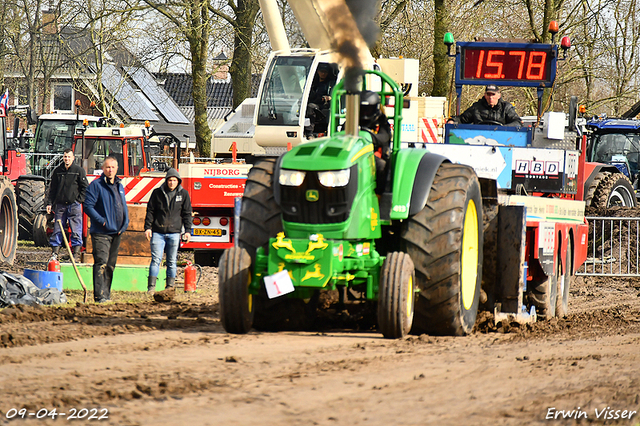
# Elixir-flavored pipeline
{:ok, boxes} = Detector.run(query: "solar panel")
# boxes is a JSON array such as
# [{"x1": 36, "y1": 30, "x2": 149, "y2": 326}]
[
  {"x1": 102, "y1": 63, "x2": 158, "y2": 121},
  {"x1": 124, "y1": 66, "x2": 190, "y2": 124}
]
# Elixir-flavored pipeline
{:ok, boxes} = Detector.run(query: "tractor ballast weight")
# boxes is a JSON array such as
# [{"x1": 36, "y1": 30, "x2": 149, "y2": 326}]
[{"x1": 219, "y1": 69, "x2": 482, "y2": 338}]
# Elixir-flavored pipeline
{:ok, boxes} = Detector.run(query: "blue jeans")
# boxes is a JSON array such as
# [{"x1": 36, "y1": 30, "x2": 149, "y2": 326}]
[
  {"x1": 149, "y1": 232, "x2": 180, "y2": 278},
  {"x1": 50, "y1": 202, "x2": 83, "y2": 247}
]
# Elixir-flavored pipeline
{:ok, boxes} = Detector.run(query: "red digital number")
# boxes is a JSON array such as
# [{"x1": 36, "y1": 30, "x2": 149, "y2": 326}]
[
  {"x1": 463, "y1": 47, "x2": 551, "y2": 82},
  {"x1": 508, "y1": 50, "x2": 526, "y2": 79},
  {"x1": 484, "y1": 50, "x2": 505, "y2": 79},
  {"x1": 475, "y1": 50, "x2": 485, "y2": 78},
  {"x1": 526, "y1": 51, "x2": 546, "y2": 80}
]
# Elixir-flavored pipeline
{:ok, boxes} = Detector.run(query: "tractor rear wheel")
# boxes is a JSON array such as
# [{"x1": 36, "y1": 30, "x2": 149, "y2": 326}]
[
  {"x1": 378, "y1": 252, "x2": 415, "y2": 339},
  {"x1": 586, "y1": 171, "x2": 635, "y2": 209},
  {"x1": 219, "y1": 246, "x2": 254, "y2": 334},
  {"x1": 238, "y1": 158, "x2": 283, "y2": 259},
  {"x1": 16, "y1": 177, "x2": 45, "y2": 241},
  {"x1": 32, "y1": 212, "x2": 50, "y2": 247},
  {"x1": 0, "y1": 178, "x2": 18, "y2": 265},
  {"x1": 401, "y1": 163, "x2": 483, "y2": 336}
]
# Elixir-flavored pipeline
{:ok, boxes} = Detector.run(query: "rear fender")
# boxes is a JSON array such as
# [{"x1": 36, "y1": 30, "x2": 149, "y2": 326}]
[
  {"x1": 583, "y1": 162, "x2": 621, "y2": 190},
  {"x1": 389, "y1": 150, "x2": 449, "y2": 220}
]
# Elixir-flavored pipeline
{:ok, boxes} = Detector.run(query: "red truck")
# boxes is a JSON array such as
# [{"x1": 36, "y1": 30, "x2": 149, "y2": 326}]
[{"x1": 178, "y1": 162, "x2": 252, "y2": 266}]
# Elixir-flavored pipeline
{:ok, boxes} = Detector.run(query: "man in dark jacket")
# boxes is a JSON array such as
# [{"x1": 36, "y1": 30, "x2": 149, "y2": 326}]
[
  {"x1": 144, "y1": 168, "x2": 192, "y2": 292},
  {"x1": 308, "y1": 63, "x2": 336, "y2": 134},
  {"x1": 449, "y1": 84, "x2": 522, "y2": 127},
  {"x1": 83, "y1": 156, "x2": 129, "y2": 303},
  {"x1": 46, "y1": 149, "x2": 88, "y2": 261}
]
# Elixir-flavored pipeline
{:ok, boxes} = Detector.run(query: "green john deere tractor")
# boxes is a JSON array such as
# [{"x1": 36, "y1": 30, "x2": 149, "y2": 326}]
[{"x1": 219, "y1": 69, "x2": 483, "y2": 338}]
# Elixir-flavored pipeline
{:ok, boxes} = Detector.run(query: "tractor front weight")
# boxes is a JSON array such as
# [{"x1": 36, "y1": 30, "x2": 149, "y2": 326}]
[{"x1": 251, "y1": 232, "x2": 384, "y2": 300}]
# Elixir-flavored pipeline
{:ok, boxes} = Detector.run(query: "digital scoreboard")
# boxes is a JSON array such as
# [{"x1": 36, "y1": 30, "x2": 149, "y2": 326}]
[{"x1": 456, "y1": 42, "x2": 558, "y2": 88}]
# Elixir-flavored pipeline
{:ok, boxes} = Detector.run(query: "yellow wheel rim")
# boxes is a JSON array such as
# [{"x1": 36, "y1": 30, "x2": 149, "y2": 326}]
[
  {"x1": 461, "y1": 199, "x2": 479, "y2": 310},
  {"x1": 247, "y1": 273, "x2": 253, "y2": 313},
  {"x1": 406, "y1": 275, "x2": 414, "y2": 318}
]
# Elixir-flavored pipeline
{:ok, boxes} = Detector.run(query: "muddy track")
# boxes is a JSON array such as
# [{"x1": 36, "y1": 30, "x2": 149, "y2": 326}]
[{"x1": 1, "y1": 245, "x2": 640, "y2": 425}]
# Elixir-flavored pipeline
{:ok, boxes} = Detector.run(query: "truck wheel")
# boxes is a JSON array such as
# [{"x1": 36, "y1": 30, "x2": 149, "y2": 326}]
[
  {"x1": 219, "y1": 246, "x2": 254, "y2": 334},
  {"x1": 401, "y1": 163, "x2": 483, "y2": 336},
  {"x1": 0, "y1": 179, "x2": 18, "y2": 265},
  {"x1": 238, "y1": 158, "x2": 283, "y2": 258},
  {"x1": 32, "y1": 213, "x2": 50, "y2": 247},
  {"x1": 556, "y1": 238, "x2": 572, "y2": 317},
  {"x1": 16, "y1": 178, "x2": 45, "y2": 240},
  {"x1": 378, "y1": 252, "x2": 415, "y2": 339},
  {"x1": 586, "y1": 171, "x2": 636, "y2": 209},
  {"x1": 528, "y1": 268, "x2": 557, "y2": 320}
]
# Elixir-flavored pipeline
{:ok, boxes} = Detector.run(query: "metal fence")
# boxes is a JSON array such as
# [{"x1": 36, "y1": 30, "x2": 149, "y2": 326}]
[{"x1": 578, "y1": 216, "x2": 640, "y2": 277}]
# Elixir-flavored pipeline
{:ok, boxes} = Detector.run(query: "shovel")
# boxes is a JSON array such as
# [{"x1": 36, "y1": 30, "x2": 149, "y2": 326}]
[{"x1": 57, "y1": 219, "x2": 88, "y2": 303}]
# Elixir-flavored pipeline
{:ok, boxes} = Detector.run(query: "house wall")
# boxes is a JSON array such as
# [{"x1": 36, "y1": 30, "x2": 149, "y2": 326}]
[{"x1": 4, "y1": 77, "x2": 99, "y2": 134}]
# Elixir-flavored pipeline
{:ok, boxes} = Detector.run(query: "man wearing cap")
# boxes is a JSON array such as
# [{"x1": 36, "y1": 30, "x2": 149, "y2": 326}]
[
  {"x1": 448, "y1": 85, "x2": 522, "y2": 127},
  {"x1": 144, "y1": 168, "x2": 192, "y2": 293},
  {"x1": 309, "y1": 63, "x2": 336, "y2": 108},
  {"x1": 308, "y1": 63, "x2": 337, "y2": 134}
]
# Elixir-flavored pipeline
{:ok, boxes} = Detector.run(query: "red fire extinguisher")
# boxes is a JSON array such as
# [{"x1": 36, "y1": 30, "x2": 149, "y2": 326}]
[
  {"x1": 47, "y1": 256, "x2": 60, "y2": 272},
  {"x1": 184, "y1": 261, "x2": 197, "y2": 292}
]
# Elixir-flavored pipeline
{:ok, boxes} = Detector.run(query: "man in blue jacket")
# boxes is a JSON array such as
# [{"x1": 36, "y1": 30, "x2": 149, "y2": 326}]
[{"x1": 83, "y1": 156, "x2": 129, "y2": 303}]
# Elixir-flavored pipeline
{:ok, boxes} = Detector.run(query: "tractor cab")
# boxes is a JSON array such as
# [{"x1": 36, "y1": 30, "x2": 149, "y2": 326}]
[
  {"x1": 585, "y1": 118, "x2": 640, "y2": 190},
  {"x1": 72, "y1": 126, "x2": 151, "y2": 177},
  {"x1": 30, "y1": 114, "x2": 104, "y2": 179}
]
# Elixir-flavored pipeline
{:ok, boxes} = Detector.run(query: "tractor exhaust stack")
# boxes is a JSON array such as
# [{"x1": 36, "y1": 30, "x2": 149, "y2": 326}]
[{"x1": 344, "y1": 92, "x2": 360, "y2": 137}]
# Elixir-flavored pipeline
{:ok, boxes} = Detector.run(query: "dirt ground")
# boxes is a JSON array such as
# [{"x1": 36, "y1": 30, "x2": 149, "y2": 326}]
[{"x1": 1, "y1": 243, "x2": 640, "y2": 426}]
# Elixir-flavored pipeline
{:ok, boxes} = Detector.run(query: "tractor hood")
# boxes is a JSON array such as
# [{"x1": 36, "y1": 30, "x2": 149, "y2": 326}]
[
  {"x1": 274, "y1": 131, "x2": 380, "y2": 240},
  {"x1": 587, "y1": 119, "x2": 640, "y2": 132},
  {"x1": 278, "y1": 132, "x2": 373, "y2": 171}
]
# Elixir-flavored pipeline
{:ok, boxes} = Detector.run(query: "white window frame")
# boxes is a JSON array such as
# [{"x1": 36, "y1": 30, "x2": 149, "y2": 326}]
[{"x1": 51, "y1": 83, "x2": 74, "y2": 112}]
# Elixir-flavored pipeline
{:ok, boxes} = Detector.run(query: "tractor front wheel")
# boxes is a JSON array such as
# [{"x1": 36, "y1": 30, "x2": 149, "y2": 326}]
[
  {"x1": 378, "y1": 252, "x2": 415, "y2": 339},
  {"x1": 32, "y1": 212, "x2": 51, "y2": 247},
  {"x1": 401, "y1": 163, "x2": 483, "y2": 336},
  {"x1": 0, "y1": 178, "x2": 18, "y2": 265},
  {"x1": 219, "y1": 246, "x2": 254, "y2": 334}
]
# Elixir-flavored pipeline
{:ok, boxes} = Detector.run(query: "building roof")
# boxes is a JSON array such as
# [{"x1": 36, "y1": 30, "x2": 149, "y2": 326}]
[{"x1": 156, "y1": 73, "x2": 261, "y2": 108}]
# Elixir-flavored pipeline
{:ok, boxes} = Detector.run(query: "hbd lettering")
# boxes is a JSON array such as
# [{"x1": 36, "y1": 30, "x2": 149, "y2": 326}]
[{"x1": 546, "y1": 407, "x2": 637, "y2": 420}]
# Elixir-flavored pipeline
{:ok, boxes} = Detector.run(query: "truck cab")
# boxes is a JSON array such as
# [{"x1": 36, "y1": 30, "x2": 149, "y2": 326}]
[{"x1": 73, "y1": 126, "x2": 151, "y2": 177}]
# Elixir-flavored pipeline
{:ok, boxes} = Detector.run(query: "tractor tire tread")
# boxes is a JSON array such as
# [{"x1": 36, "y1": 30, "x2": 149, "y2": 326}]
[
  {"x1": 219, "y1": 246, "x2": 254, "y2": 334},
  {"x1": 16, "y1": 179, "x2": 45, "y2": 241},
  {"x1": 401, "y1": 163, "x2": 482, "y2": 336}
]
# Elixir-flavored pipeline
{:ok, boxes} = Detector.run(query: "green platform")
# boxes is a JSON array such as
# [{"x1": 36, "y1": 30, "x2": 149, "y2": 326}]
[{"x1": 59, "y1": 264, "x2": 167, "y2": 292}]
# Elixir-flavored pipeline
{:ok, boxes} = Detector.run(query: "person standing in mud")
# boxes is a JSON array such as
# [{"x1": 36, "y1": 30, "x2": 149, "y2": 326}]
[
  {"x1": 83, "y1": 156, "x2": 129, "y2": 303},
  {"x1": 144, "y1": 168, "x2": 192, "y2": 293},
  {"x1": 46, "y1": 148, "x2": 88, "y2": 262}
]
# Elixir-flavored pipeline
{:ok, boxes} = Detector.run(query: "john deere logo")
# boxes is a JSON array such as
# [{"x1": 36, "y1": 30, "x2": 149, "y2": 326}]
[{"x1": 306, "y1": 190, "x2": 319, "y2": 202}]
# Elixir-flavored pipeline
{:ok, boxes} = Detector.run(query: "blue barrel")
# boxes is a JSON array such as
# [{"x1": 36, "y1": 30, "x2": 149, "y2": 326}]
[{"x1": 23, "y1": 269, "x2": 63, "y2": 291}]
